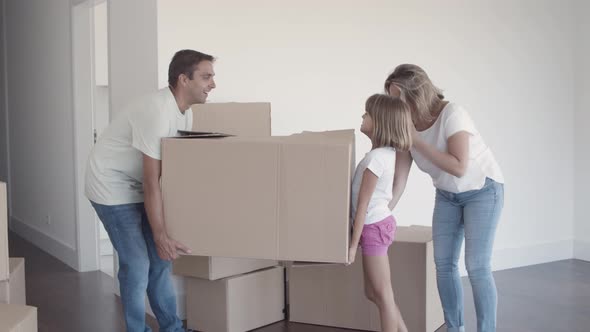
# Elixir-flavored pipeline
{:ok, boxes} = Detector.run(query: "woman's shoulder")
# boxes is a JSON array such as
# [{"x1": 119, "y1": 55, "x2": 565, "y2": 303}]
[{"x1": 441, "y1": 102, "x2": 470, "y2": 120}]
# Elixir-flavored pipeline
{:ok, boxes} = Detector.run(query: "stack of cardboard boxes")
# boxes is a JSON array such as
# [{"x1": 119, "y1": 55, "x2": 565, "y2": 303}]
[
  {"x1": 0, "y1": 182, "x2": 38, "y2": 331},
  {"x1": 288, "y1": 226, "x2": 444, "y2": 332},
  {"x1": 173, "y1": 256, "x2": 284, "y2": 332},
  {"x1": 162, "y1": 103, "x2": 444, "y2": 331},
  {"x1": 164, "y1": 103, "x2": 288, "y2": 332}
]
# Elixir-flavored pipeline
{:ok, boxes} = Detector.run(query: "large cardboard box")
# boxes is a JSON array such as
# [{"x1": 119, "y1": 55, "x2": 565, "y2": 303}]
[
  {"x1": 0, "y1": 303, "x2": 37, "y2": 332},
  {"x1": 186, "y1": 266, "x2": 285, "y2": 332},
  {"x1": 0, "y1": 182, "x2": 9, "y2": 281},
  {"x1": 0, "y1": 258, "x2": 26, "y2": 305},
  {"x1": 173, "y1": 255, "x2": 277, "y2": 280},
  {"x1": 162, "y1": 103, "x2": 355, "y2": 263},
  {"x1": 288, "y1": 226, "x2": 444, "y2": 332}
]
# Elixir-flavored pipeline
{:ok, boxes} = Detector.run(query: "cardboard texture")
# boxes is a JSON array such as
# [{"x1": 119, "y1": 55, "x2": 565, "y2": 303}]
[
  {"x1": 0, "y1": 182, "x2": 9, "y2": 281},
  {"x1": 162, "y1": 103, "x2": 354, "y2": 263},
  {"x1": 0, "y1": 303, "x2": 37, "y2": 332},
  {"x1": 0, "y1": 258, "x2": 26, "y2": 305},
  {"x1": 288, "y1": 226, "x2": 444, "y2": 332},
  {"x1": 192, "y1": 102, "x2": 271, "y2": 137},
  {"x1": 172, "y1": 255, "x2": 277, "y2": 280},
  {"x1": 186, "y1": 266, "x2": 285, "y2": 332}
]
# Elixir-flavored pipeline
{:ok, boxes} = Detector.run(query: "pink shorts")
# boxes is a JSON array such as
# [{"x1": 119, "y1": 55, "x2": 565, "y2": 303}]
[{"x1": 360, "y1": 215, "x2": 396, "y2": 256}]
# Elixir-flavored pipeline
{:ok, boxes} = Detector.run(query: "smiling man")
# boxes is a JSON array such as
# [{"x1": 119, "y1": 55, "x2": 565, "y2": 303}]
[{"x1": 85, "y1": 49, "x2": 216, "y2": 332}]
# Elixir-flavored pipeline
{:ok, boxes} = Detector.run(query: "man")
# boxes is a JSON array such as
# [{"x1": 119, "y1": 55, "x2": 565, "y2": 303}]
[{"x1": 85, "y1": 49, "x2": 216, "y2": 332}]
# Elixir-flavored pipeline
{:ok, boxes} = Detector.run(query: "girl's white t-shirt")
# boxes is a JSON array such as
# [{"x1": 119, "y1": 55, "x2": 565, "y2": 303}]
[
  {"x1": 410, "y1": 102, "x2": 504, "y2": 193},
  {"x1": 85, "y1": 88, "x2": 193, "y2": 205},
  {"x1": 351, "y1": 147, "x2": 395, "y2": 225}
]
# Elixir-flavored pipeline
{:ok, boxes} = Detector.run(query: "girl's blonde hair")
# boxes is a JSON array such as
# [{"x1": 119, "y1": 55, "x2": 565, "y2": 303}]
[
  {"x1": 365, "y1": 94, "x2": 413, "y2": 151},
  {"x1": 384, "y1": 64, "x2": 445, "y2": 125}
]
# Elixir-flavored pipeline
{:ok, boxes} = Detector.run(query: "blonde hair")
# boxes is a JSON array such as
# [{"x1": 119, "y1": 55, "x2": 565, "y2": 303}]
[
  {"x1": 365, "y1": 94, "x2": 413, "y2": 151},
  {"x1": 384, "y1": 64, "x2": 445, "y2": 125}
]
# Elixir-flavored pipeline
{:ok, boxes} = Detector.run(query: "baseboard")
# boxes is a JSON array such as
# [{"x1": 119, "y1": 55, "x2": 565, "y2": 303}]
[
  {"x1": 100, "y1": 238, "x2": 113, "y2": 256},
  {"x1": 574, "y1": 240, "x2": 590, "y2": 262},
  {"x1": 9, "y1": 216, "x2": 79, "y2": 270},
  {"x1": 458, "y1": 239, "x2": 574, "y2": 276}
]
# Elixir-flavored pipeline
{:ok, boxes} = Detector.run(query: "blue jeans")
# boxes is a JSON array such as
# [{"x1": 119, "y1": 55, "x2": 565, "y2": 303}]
[
  {"x1": 91, "y1": 201, "x2": 184, "y2": 332},
  {"x1": 432, "y1": 178, "x2": 504, "y2": 332}
]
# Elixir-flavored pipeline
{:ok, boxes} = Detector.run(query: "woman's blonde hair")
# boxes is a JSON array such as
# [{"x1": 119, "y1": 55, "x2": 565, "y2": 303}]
[
  {"x1": 365, "y1": 94, "x2": 413, "y2": 151},
  {"x1": 384, "y1": 64, "x2": 445, "y2": 125}
]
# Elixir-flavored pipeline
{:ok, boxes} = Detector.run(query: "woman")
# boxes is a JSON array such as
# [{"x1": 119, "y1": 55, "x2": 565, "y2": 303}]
[{"x1": 385, "y1": 64, "x2": 504, "y2": 332}]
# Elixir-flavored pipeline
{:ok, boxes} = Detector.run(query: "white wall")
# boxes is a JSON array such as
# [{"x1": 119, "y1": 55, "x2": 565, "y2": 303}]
[
  {"x1": 4, "y1": 0, "x2": 78, "y2": 267},
  {"x1": 574, "y1": 0, "x2": 590, "y2": 261},
  {"x1": 109, "y1": 0, "x2": 158, "y2": 117},
  {"x1": 0, "y1": 0, "x2": 8, "y2": 184},
  {"x1": 0, "y1": 0, "x2": 582, "y2": 276},
  {"x1": 158, "y1": 0, "x2": 577, "y2": 271},
  {"x1": 94, "y1": 1, "x2": 108, "y2": 87}
]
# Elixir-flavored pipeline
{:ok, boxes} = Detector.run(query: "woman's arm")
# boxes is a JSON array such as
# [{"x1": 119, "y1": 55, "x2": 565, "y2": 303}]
[
  {"x1": 389, "y1": 150, "x2": 413, "y2": 211},
  {"x1": 348, "y1": 169, "x2": 379, "y2": 264},
  {"x1": 412, "y1": 130, "x2": 470, "y2": 178}
]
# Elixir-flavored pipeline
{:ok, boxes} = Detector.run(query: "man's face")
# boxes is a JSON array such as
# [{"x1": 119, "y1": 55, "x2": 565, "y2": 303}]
[{"x1": 185, "y1": 60, "x2": 216, "y2": 104}]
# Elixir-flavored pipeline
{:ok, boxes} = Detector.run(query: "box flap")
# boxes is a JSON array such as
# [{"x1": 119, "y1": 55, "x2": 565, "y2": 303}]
[
  {"x1": 278, "y1": 137, "x2": 352, "y2": 263},
  {"x1": 0, "y1": 304, "x2": 37, "y2": 331},
  {"x1": 396, "y1": 225, "x2": 433, "y2": 243},
  {"x1": 162, "y1": 138, "x2": 280, "y2": 260},
  {"x1": 285, "y1": 129, "x2": 355, "y2": 144}
]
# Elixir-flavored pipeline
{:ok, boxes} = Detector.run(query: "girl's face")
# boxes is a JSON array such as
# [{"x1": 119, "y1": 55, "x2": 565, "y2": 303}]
[{"x1": 360, "y1": 112, "x2": 374, "y2": 138}]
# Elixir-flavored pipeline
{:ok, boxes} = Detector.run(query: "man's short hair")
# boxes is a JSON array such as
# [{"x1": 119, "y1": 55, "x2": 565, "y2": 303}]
[{"x1": 168, "y1": 49, "x2": 215, "y2": 88}]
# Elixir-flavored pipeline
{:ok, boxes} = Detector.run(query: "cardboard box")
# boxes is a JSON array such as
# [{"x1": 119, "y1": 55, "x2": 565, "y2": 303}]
[
  {"x1": 288, "y1": 226, "x2": 444, "y2": 332},
  {"x1": 0, "y1": 182, "x2": 9, "y2": 281},
  {"x1": 186, "y1": 266, "x2": 285, "y2": 332},
  {"x1": 0, "y1": 303, "x2": 37, "y2": 332},
  {"x1": 191, "y1": 102, "x2": 272, "y2": 137},
  {"x1": 0, "y1": 258, "x2": 26, "y2": 305},
  {"x1": 162, "y1": 103, "x2": 354, "y2": 263},
  {"x1": 173, "y1": 255, "x2": 277, "y2": 280}
]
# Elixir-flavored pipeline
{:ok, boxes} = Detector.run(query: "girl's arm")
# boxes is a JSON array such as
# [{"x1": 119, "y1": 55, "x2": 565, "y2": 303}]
[
  {"x1": 389, "y1": 150, "x2": 412, "y2": 211},
  {"x1": 412, "y1": 130, "x2": 470, "y2": 178},
  {"x1": 349, "y1": 169, "x2": 379, "y2": 264}
]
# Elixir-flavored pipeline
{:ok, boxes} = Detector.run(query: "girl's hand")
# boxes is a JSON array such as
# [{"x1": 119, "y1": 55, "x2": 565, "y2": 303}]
[{"x1": 347, "y1": 246, "x2": 358, "y2": 265}]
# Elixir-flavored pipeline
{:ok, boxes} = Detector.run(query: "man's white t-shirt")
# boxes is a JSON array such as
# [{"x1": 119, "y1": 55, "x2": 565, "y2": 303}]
[
  {"x1": 85, "y1": 87, "x2": 193, "y2": 205},
  {"x1": 351, "y1": 147, "x2": 395, "y2": 225},
  {"x1": 410, "y1": 102, "x2": 504, "y2": 193}
]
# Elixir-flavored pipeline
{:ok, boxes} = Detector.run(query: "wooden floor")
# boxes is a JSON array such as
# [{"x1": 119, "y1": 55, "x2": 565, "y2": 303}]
[{"x1": 7, "y1": 231, "x2": 590, "y2": 332}]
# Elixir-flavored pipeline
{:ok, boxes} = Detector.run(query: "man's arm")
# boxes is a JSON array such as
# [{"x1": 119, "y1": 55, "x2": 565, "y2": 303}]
[{"x1": 143, "y1": 153, "x2": 191, "y2": 260}]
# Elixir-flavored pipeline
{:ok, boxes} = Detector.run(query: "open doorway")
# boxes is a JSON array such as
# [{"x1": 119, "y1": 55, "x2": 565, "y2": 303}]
[
  {"x1": 92, "y1": 0, "x2": 113, "y2": 277},
  {"x1": 72, "y1": 0, "x2": 113, "y2": 277}
]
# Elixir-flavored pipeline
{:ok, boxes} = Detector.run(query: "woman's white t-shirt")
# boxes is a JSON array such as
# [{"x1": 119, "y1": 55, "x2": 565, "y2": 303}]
[
  {"x1": 410, "y1": 103, "x2": 504, "y2": 193},
  {"x1": 85, "y1": 87, "x2": 193, "y2": 205},
  {"x1": 351, "y1": 147, "x2": 395, "y2": 225}
]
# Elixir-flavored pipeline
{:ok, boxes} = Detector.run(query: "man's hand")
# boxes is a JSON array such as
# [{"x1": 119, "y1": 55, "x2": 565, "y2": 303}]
[{"x1": 154, "y1": 232, "x2": 192, "y2": 261}]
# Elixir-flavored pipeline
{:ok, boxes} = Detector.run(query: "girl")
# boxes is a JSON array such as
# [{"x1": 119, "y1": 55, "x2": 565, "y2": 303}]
[
  {"x1": 385, "y1": 64, "x2": 504, "y2": 332},
  {"x1": 349, "y1": 94, "x2": 413, "y2": 332}
]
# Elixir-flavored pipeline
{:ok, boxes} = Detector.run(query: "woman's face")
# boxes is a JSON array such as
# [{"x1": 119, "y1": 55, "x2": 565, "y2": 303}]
[
  {"x1": 388, "y1": 84, "x2": 401, "y2": 98},
  {"x1": 387, "y1": 84, "x2": 418, "y2": 125}
]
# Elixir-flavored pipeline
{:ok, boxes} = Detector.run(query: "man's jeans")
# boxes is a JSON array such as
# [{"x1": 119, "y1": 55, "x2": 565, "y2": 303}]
[{"x1": 91, "y1": 201, "x2": 184, "y2": 332}]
